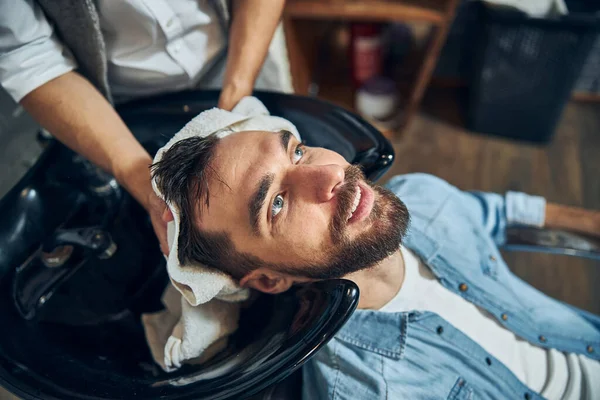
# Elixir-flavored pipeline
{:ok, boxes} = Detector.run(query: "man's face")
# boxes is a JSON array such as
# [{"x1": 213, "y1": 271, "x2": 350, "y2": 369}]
[{"x1": 197, "y1": 130, "x2": 408, "y2": 281}]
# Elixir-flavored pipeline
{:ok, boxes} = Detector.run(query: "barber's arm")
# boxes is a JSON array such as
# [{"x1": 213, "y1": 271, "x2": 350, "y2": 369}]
[
  {"x1": 1, "y1": 1, "x2": 168, "y2": 254},
  {"x1": 217, "y1": 0, "x2": 285, "y2": 110},
  {"x1": 20, "y1": 72, "x2": 170, "y2": 254}
]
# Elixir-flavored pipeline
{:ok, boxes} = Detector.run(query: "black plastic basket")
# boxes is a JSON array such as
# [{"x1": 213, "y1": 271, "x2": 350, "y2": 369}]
[
  {"x1": 467, "y1": 2, "x2": 600, "y2": 143},
  {"x1": 574, "y1": 34, "x2": 600, "y2": 94},
  {"x1": 434, "y1": 0, "x2": 481, "y2": 80},
  {"x1": 569, "y1": 0, "x2": 600, "y2": 95}
]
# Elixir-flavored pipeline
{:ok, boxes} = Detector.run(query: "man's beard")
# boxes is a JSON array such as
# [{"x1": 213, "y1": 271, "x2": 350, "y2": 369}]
[{"x1": 280, "y1": 165, "x2": 409, "y2": 280}]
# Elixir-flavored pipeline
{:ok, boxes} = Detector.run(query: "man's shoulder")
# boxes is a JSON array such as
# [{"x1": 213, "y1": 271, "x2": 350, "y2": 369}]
[
  {"x1": 383, "y1": 173, "x2": 460, "y2": 221},
  {"x1": 384, "y1": 173, "x2": 455, "y2": 194}
]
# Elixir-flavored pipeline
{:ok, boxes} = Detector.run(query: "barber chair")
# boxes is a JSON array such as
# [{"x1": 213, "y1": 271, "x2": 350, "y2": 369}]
[{"x1": 0, "y1": 91, "x2": 394, "y2": 400}]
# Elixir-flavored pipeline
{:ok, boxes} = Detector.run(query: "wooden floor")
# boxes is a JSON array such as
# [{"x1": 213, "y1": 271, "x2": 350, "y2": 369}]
[{"x1": 378, "y1": 88, "x2": 600, "y2": 314}]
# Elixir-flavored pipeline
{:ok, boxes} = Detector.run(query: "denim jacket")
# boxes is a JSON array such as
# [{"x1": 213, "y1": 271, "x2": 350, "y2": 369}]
[{"x1": 303, "y1": 174, "x2": 600, "y2": 400}]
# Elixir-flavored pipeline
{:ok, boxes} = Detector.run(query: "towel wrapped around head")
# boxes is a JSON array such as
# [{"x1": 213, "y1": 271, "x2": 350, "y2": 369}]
[{"x1": 142, "y1": 96, "x2": 301, "y2": 372}]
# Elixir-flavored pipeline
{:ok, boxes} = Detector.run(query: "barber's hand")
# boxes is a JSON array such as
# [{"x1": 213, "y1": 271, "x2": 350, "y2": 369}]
[
  {"x1": 218, "y1": 80, "x2": 253, "y2": 111},
  {"x1": 147, "y1": 191, "x2": 173, "y2": 256},
  {"x1": 116, "y1": 153, "x2": 176, "y2": 256}
]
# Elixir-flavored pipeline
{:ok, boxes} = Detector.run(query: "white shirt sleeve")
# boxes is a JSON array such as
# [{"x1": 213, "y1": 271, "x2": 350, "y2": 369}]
[{"x1": 0, "y1": 0, "x2": 78, "y2": 102}]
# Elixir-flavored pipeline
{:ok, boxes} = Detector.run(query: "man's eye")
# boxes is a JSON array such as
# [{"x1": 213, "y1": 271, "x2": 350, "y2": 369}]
[
  {"x1": 293, "y1": 145, "x2": 305, "y2": 164},
  {"x1": 272, "y1": 194, "x2": 284, "y2": 218}
]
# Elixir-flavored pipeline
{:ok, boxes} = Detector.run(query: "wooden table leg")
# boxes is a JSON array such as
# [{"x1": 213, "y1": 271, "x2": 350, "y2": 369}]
[
  {"x1": 284, "y1": 18, "x2": 317, "y2": 95},
  {"x1": 400, "y1": 0, "x2": 460, "y2": 131}
]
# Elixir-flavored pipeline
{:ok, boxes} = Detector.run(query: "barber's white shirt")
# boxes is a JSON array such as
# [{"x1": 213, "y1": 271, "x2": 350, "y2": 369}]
[
  {"x1": 381, "y1": 246, "x2": 600, "y2": 400},
  {"x1": 0, "y1": 0, "x2": 225, "y2": 102}
]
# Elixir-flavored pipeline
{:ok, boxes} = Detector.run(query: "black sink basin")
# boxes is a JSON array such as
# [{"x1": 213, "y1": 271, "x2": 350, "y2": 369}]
[{"x1": 0, "y1": 90, "x2": 393, "y2": 399}]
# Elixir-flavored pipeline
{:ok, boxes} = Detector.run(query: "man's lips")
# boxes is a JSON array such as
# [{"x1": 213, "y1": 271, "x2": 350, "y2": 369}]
[{"x1": 346, "y1": 181, "x2": 374, "y2": 224}]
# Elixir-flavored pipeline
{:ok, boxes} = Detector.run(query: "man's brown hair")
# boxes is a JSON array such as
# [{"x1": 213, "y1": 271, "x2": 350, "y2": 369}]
[{"x1": 151, "y1": 135, "x2": 269, "y2": 280}]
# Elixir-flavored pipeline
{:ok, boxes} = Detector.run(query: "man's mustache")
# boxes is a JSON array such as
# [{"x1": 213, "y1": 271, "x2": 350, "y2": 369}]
[{"x1": 330, "y1": 165, "x2": 366, "y2": 243}]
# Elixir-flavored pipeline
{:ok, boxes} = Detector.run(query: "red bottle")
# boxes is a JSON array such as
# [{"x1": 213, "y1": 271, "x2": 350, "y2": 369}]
[{"x1": 350, "y1": 23, "x2": 383, "y2": 88}]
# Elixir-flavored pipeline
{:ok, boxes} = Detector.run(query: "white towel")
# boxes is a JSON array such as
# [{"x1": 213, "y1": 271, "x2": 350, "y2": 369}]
[
  {"x1": 482, "y1": 0, "x2": 567, "y2": 17},
  {"x1": 142, "y1": 96, "x2": 301, "y2": 372}
]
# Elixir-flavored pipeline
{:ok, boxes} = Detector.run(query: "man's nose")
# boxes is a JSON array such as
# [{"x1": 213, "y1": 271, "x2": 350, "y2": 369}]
[{"x1": 291, "y1": 164, "x2": 345, "y2": 203}]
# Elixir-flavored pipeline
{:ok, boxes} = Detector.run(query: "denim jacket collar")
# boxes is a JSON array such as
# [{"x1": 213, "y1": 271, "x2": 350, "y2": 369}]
[
  {"x1": 335, "y1": 224, "x2": 440, "y2": 359},
  {"x1": 336, "y1": 309, "x2": 407, "y2": 360},
  {"x1": 402, "y1": 225, "x2": 441, "y2": 264}
]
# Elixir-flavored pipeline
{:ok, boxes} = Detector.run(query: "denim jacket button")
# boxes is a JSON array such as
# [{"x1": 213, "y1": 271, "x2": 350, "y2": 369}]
[
  {"x1": 459, "y1": 283, "x2": 468, "y2": 292},
  {"x1": 489, "y1": 255, "x2": 497, "y2": 262},
  {"x1": 501, "y1": 313, "x2": 508, "y2": 321},
  {"x1": 539, "y1": 335, "x2": 547, "y2": 343},
  {"x1": 587, "y1": 345, "x2": 594, "y2": 353}
]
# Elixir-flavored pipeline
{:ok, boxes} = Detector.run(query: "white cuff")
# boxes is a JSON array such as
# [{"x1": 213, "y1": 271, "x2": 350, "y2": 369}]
[
  {"x1": 0, "y1": 34, "x2": 77, "y2": 102},
  {"x1": 506, "y1": 191, "x2": 546, "y2": 227}
]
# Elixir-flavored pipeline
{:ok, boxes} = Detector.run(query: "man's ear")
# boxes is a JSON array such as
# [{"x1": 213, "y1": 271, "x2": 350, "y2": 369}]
[{"x1": 239, "y1": 268, "x2": 294, "y2": 294}]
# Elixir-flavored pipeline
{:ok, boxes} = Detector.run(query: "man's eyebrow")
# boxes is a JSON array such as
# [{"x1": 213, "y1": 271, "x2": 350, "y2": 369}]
[
  {"x1": 249, "y1": 173, "x2": 274, "y2": 235},
  {"x1": 248, "y1": 131, "x2": 293, "y2": 235},
  {"x1": 280, "y1": 129, "x2": 292, "y2": 153}
]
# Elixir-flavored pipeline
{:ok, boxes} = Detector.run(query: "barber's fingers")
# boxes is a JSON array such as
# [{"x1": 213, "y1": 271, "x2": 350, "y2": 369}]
[
  {"x1": 218, "y1": 82, "x2": 253, "y2": 111},
  {"x1": 151, "y1": 215, "x2": 170, "y2": 256},
  {"x1": 157, "y1": 207, "x2": 173, "y2": 255},
  {"x1": 146, "y1": 193, "x2": 171, "y2": 255},
  {"x1": 162, "y1": 207, "x2": 174, "y2": 222}
]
